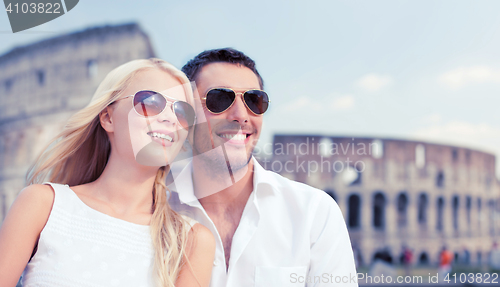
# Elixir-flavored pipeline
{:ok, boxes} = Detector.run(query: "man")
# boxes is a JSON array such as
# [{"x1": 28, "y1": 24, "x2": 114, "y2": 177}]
[{"x1": 168, "y1": 48, "x2": 357, "y2": 286}]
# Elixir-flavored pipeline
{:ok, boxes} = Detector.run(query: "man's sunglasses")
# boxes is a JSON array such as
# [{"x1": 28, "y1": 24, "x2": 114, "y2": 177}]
[
  {"x1": 119, "y1": 90, "x2": 195, "y2": 130},
  {"x1": 202, "y1": 88, "x2": 270, "y2": 115}
]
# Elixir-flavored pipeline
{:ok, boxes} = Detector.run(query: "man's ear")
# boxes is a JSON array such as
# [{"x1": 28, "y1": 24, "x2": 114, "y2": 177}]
[{"x1": 99, "y1": 106, "x2": 114, "y2": 132}]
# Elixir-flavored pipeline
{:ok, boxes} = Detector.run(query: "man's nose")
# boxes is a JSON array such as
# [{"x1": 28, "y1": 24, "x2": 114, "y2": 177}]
[{"x1": 226, "y1": 94, "x2": 249, "y2": 123}]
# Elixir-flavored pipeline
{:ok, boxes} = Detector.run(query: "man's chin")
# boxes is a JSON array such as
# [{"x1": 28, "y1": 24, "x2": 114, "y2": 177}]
[
  {"x1": 226, "y1": 154, "x2": 253, "y2": 172},
  {"x1": 196, "y1": 147, "x2": 252, "y2": 173}
]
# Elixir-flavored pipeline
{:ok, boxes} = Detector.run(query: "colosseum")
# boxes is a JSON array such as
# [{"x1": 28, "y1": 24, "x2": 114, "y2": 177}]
[
  {"x1": 0, "y1": 23, "x2": 155, "y2": 220},
  {"x1": 259, "y1": 135, "x2": 500, "y2": 268}
]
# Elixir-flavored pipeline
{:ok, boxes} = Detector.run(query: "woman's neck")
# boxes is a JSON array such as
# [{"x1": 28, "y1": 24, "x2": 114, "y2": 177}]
[{"x1": 86, "y1": 152, "x2": 160, "y2": 215}]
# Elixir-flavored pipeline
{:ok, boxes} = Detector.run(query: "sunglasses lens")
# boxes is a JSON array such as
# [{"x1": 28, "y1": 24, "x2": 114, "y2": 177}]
[
  {"x1": 133, "y1": 91, "x2": 166, "y2": 117},
  {"x1": 244, "y1": 90, "x2": 269, "y2": 115},
  {"x1": 206, "y1": 89, "x2": 235, "y2": 113},
  {"x1": 173, "y1": 101, "x2": 196, "y2": 129}
]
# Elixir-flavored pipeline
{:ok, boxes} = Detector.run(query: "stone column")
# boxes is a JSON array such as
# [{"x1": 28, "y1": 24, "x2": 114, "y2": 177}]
[
  {"x1": 407, "y1": 193, "x2": 418, "y2": 238},
  {"x1": 385, "y1": 193, "x2": 397, "y2": 237},
  {"x1": 362, "y1": 192, "x2": 373, "y2": 235}
]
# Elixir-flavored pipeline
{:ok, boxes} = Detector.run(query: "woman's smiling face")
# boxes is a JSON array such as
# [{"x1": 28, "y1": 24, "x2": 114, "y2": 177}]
[{"x1": 109, "y1": 68, "x2": 190, "y2": 167}]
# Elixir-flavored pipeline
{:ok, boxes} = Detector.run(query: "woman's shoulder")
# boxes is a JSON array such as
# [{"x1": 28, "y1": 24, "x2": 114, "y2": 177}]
[
  {"x1": 186, "y1": 221, "x2": 215, "y2": 254},
  {"x1": 16, "y1": 184, "x2": 56, "y2": 228},
  {"x1": 1, "y1": 184, "x2": 55, "y2": 240},
  {"x1": 189, "y1": 223, "x2": 213, "y2": 240},
  {"x1": 177, "y1": 215, "x2": 212, "y2": 243},
  {"x1": 17, "y1": 184, "x2": 55, "y2": 211}
]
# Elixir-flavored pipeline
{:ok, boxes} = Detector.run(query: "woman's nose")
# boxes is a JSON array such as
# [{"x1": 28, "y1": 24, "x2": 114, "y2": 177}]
[{"x1": 156, "y1": 104, "x2": 177, "y2": 126}]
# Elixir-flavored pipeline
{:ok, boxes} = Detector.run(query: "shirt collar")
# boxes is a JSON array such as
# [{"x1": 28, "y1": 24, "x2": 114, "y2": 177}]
[{"x1": 251, "y1": 157, "x2": 279, "y2": 195}]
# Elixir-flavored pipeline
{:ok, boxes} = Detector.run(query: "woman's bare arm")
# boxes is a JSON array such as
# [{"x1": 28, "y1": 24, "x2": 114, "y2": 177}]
[
  {"x1": 175, "y1": 223, "x2": 216, "y2": 287},
  {"x1": 0, "y1": 184, "x2": 54, "y2": 287}
]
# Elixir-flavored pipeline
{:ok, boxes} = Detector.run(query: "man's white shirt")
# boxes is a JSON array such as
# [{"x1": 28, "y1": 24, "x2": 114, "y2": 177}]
[{"x1": 168, "y1": 157, "x2": 358, "y2": 287}]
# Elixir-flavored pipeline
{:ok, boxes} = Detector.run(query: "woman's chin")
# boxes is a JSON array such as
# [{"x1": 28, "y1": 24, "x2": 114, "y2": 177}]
[{"x1": 135, "y1": 142, "x2": 180, "y2": 167}]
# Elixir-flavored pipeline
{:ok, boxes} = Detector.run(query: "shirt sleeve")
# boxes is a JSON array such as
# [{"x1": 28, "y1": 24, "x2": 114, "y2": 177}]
[{"x1": 307, "y1": 194, "x2": 358, "y2": 287}]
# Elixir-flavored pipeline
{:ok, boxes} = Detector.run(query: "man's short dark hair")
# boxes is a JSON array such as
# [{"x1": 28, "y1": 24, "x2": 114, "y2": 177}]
[{"x1": 182, "y1": 48, "x2": 264, "y2": 89}]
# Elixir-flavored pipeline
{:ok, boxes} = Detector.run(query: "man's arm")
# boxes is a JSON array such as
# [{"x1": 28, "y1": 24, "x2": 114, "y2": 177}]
[{"x1": 308, "y1": 194, "x2": 358, "y2": 287}]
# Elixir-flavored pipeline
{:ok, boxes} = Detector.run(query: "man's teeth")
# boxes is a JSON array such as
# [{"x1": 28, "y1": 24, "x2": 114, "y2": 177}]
[
  {"x1": 149, "y1": 132, "x2": 173, "y2": 142},
  {"x1": 220, "y1": 134, "x2": 247, "y2": 141}
]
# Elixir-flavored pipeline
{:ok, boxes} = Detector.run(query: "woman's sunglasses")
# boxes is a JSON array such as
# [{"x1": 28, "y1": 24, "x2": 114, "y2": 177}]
[
  {"x1": 203, "y1": 88, "x2": 270, "y2": 115},
  {"x1": 118, "y1": 90, "x2": 195, "y2": 130}
]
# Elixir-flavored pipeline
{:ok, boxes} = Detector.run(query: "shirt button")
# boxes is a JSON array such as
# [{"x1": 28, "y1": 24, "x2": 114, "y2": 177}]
[{"x1": 213, "y1": 259, "x2": 219, "y2": 266}]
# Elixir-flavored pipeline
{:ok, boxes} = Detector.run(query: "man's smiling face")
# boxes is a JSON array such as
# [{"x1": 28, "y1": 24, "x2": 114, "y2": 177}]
[{"x1": 191, "y1": 62, "x2": 263, "y2": 171}]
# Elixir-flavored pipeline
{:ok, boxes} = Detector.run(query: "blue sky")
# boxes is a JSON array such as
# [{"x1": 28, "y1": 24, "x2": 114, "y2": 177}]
[{"x1": 2, "y1": 0, "x2": 500, "y2": 175}]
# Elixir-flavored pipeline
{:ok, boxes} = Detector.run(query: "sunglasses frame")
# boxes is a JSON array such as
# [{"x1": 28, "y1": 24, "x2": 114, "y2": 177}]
[
  {"x1": 202, "y1": 88, "x2": 270, "y2": 115},
  {"x1": 117, "y1": 90, "x2": 195, "y2": 129}
]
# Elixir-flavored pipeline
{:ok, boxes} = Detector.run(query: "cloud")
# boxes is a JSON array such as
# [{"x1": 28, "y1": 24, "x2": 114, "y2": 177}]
[
  {"x1": 411, "y1": 121, "x2": 500, "y2": 156},
  {"x1": 282, "y1": 95, "x2": 355, "y2": 113},
  {"x1": 439, "y1": 66, "x2": 500, "y2": 89},
  {"x1": 281, "y1": 97, "x2": 322, "y2": 112},
  {"x1": 421, "y1": 113, "x2": 442, "y2": 125},
  {"x1": 357, "y1": 73, "x2": 393, "y2": 92},
  {"x1": 329, "y1": 95, "x2": 355, "y2": 111}
]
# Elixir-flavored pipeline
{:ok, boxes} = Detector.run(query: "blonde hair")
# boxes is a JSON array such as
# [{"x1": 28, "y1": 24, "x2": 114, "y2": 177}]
[{"x1": 27, "y1": 58, "x2": 194, "y2": 287}]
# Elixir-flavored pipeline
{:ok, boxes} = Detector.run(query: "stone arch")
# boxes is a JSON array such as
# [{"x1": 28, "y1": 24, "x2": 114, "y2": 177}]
[
  {"x1": 488, "y1": 199, "x2": 495, "y2": 234},
  {"x1": 419, "y1": 252, "x2": 429, "y2": 265},
  {"x1": 0, "y1": 136, "x2": 5, "y2": 168},
  {"x1": 466, "y1": 196, "x2": 472, "y2": 228},
  {"x1": 477, "y1": 198, "x2": 482, "y2": 230},
  {"x1": 348, "y1": 194, "x2": 361, "y2": 228},
  {"x1": 437, "y1": 197, "x2": 445, "y2": 231},
  {"x1": 36, "y1": 70, "x2": 45, "y2": 86},
  {"x1": 463, "y1": 249, "x2": 470, "y2": 264},
  {"x1": 342, "y1": 165, "x2": 362, "y2": 186},
  {"x1": 397, "y1": 192, "x2": 408, "y2": 228},
  {"x1": 452, "y1": 195, "x2": 460, "y2": 231},
  {"x1": 87, "y1": 59, "x2": 98, "y2": 79},
  {"x1": 436, "y1": 171, "x2": 445, "y2": 188},
  {"x1": 418, "y1": 193, "x2": 428, "y2": 226},
  {"x1": 372, "y1": 249, "x2": 393, "y2": 264},
  {"x1": 373, "y1": 192, "x2": 386, "y2": 229}
]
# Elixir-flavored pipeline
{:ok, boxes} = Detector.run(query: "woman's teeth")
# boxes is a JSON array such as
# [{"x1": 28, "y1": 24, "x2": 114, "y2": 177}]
[
  {"x1": 220, "y1": 133, "x2": 246, "y2": 141},
  {"x1": 149, "y1": 132, "x2": 173, "y2": 142}
]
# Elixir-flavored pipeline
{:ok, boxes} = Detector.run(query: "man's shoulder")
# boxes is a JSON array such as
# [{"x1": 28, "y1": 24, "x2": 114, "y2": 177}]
[
  {"x1": 259, "y1": 168, "x2": 336, "y2": 207},
  {"x1": 258, "y1": 169, "x2": 346, "y2": 234}
]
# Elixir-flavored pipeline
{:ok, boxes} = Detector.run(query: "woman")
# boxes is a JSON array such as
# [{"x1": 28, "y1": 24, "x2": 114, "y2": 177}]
[{"x1": 0, "y1": 58, "x2": 215, "y2": 286}]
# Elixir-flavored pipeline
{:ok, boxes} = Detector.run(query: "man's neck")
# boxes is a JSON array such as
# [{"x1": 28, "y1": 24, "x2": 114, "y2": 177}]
[{"x1": 193, "y1": 158, "x2": 254, "y2": 209}]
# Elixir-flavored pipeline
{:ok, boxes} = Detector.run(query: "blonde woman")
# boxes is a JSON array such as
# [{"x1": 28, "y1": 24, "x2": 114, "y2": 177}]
[{"x1": 0, "y1": 58, "x2": 215, "y2": 287}]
